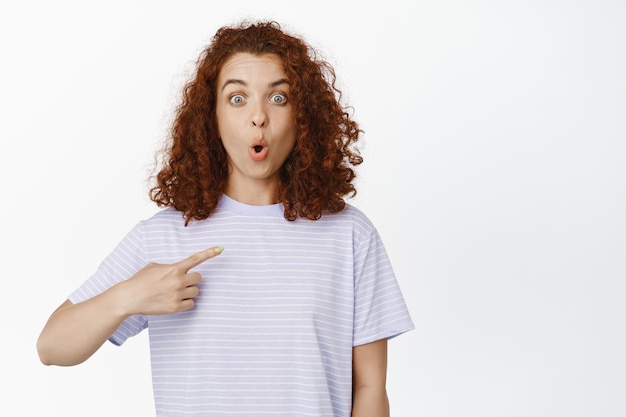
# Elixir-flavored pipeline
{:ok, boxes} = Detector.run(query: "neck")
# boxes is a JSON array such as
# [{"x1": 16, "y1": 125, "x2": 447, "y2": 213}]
[{"x1": 223, "y1": 179, "x2": 279, "y2": 206}]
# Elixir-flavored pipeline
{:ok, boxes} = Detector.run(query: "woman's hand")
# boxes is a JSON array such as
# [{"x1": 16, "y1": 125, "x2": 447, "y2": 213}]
[
  {"x1": 117, "y1": 246, "x2": 224, "y2": 316},
  {"x1": 37, "y1": 246, "x2": 224, "y2": 366}
]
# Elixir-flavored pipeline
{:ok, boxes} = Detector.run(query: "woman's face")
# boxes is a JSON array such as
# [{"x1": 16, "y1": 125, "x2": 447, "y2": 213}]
[{"x1": 215, "y1": 52, "x2": 296, "y2": 198}]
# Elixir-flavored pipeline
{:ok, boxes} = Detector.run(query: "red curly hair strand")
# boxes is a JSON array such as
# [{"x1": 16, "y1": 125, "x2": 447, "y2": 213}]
[{"x1": 150, "y1": 21, "x2": 363, "y2": 224}]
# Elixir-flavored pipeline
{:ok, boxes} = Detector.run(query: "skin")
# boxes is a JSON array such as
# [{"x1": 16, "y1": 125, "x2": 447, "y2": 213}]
[
  {"x1": 36, "y1": 247, "x2": 223, "y2": 366},
  {"x1": 352, "y1": 339, "x2": 390, "y2": 417},
  {"x1": 215, "y1": 53, "x2": 297, "y2": 206},
  {"x1": 37, "y1": 52, "x2": 390, "y2": 416}
]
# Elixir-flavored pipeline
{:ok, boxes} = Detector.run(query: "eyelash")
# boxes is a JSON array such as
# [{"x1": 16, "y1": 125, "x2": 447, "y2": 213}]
[
  {"x1": 227, "y1": 92, "x2": 288, "y2": 106},
  {"x1": 270, "y1": 93, "x2": 288, "y2": 105},
  {"x1": 229, "y1": 94, "x2": 245, "y2": 105}
]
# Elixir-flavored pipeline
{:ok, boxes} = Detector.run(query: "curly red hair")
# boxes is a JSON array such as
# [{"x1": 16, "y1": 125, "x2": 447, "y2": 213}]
[{"x1": 150, "y1": 21, "x2": 363, "y2": 223}]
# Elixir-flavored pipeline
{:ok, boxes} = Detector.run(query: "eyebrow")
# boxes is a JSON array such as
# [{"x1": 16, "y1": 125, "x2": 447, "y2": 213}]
[{"x1": 221, "y1": 78, "x2": 290, "y2": 91}]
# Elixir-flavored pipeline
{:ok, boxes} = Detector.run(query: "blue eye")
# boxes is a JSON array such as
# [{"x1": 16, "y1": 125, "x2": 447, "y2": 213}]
[
  {"x1": 229, "y1": 94, "x2": 245, "y2": 105},
  {"x1": 270, "y1": 93, "x2": 287, "y2": 104}
]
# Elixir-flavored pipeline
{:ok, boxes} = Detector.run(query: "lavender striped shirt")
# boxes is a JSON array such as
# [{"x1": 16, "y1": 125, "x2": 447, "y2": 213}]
[{"x1": 69, "y1": 194, "x2": 414, "y2": 416}]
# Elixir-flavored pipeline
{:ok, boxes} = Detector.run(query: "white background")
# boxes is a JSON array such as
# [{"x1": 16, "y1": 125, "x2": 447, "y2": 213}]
[{"x1": 1, "y1": 0, "x2": 624, "y2": 416}]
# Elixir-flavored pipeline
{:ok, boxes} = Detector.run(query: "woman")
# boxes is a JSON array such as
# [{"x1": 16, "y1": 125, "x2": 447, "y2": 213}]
[{"x1": 37, "y1": 20, "x2": 413, "y2": 417}]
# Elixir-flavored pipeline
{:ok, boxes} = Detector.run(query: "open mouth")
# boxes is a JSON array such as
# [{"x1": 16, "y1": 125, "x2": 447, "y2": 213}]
[{"x1": 249, "y1": 141, "x2": 268, "y2": 161}]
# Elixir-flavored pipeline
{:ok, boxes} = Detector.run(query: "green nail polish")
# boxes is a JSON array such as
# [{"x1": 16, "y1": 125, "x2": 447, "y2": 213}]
[{"x1": 214, "y1": 246, "x2": 224, "y2": 254}]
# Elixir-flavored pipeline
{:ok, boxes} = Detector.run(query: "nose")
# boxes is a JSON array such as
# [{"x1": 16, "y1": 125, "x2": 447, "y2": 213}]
[{"x1": 250, "y1": 102, "x2": 267, "y2": 128}]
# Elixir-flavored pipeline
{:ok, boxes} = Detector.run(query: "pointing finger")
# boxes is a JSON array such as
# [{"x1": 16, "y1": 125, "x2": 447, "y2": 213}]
[{"x1": 176, "y1": 246, "x2": 224, "y2": 272}]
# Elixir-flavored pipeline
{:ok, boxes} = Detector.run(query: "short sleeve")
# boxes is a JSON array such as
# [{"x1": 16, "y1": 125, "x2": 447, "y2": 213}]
[
  {"x1": 68, "y1": 221, "x2": 148, "y2": 346},
  {"x1": 352, "y1": 218, "x2": 414, "y2": 347}
]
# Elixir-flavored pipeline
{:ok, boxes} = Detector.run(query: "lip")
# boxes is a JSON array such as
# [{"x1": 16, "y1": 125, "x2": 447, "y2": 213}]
[{"x1": 249, "y1": 138, "x2": 269, "y2": 161}]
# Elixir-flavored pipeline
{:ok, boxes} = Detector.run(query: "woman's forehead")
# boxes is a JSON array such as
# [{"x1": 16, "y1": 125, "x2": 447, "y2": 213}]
[{"x1": 217, "y1": 53, "x2": 288, "y2": 89}]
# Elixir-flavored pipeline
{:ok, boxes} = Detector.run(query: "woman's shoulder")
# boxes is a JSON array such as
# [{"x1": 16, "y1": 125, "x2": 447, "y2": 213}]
[
  {"x1": 137, "y1": 207, "x2": 188, "y2": 231},
  {"x1": 324, "y1": 203, "x2": 377, "y2": 232}
]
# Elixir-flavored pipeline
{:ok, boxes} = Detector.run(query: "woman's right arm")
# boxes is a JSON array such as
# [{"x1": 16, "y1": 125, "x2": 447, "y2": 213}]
[
  {"x1": 36, "y1": 246, "x2": 223, "y2": 366},
  {"x1": 37, "y1": 288, "x2": 134, "y2": 366}
]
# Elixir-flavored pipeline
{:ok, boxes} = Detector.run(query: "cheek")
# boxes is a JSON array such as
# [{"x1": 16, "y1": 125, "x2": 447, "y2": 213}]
[
  {"x1": 216, "y1": 113, "x2": 240, "y2": 140},
  {"x1": 280, "y1": 111, "x2": 297, "y2": 140},
  {"x1": 215, "y1": 102, "x2": 237, "y2": 129}
]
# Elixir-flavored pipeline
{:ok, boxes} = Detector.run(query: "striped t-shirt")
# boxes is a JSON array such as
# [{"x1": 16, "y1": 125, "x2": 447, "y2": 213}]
[{"x1": 69, "y1": 194, "x2": 414, "y2": 416}]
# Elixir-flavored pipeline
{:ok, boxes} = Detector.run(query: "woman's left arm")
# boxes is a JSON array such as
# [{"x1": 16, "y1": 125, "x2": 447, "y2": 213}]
[{"x1": 351, "y1": 338, "x2": 390, "y2": 417}]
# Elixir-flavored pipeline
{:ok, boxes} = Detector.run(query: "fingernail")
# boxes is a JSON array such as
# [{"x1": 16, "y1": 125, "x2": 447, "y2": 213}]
[{"x1": 214, "y1": 246, "x2": 224, "y2": 254}]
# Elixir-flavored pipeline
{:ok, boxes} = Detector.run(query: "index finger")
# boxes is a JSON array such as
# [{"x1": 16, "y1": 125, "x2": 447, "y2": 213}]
[{"x1": 176, "y1": 246, "x2": 224, "y2": 272}]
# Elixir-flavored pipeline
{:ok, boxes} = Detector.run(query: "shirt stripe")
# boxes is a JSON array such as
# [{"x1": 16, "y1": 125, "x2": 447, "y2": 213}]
[{"x1": 69, "y1": 195, "x2": 414, "y2": 416}]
